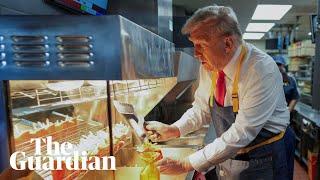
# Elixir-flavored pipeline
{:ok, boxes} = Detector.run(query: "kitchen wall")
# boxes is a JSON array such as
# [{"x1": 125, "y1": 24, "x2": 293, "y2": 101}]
[
  {"x1": 0, "y1": 0, "x2": 173, "y2": 42},
  {"x1": 247, "y1": 40, "x2": 266, "y2": 52},
  {"x1": 0, "y1": 0, "x2": 65, "y2": 15}
]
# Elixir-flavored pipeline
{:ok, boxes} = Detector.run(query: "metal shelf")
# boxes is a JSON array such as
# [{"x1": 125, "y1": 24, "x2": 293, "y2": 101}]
[
  {"x1": 12, "y1": 94, "x2": 108, "y2": 117},
  {"x1": 297, "y1": 70, "x2": 311, "y2": 72},
  {"x1": 301, "y1": 93, "x2": 312, "y2": 98},
  {"x1": 295, "y1": 102, "x2": 320, "y2": 127},
  {"x1": 288, "y1": 55, "x2": 314, "y2": 58},
  {"x1": 11, "y1": 80, "x2": 165, "y2": 117},
  {"x1": 296, "y1": 77, "x2": 312, "y2": 81}
]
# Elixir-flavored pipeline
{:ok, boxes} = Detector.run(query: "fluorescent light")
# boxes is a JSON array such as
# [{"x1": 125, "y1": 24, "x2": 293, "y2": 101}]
[
  {"x1": 252, "y1": 4, "x2": 292, "y2": 20},
  {"x1": 246, "y1": 23, "x2": 275, "y2": 32},
  {"x1": 243, "y1": 33, "x2": 265, "y2": 40}
]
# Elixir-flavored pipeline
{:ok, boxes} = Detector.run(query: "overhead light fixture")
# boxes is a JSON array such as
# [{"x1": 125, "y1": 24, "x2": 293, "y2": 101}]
[
  {"x1": 246, "y1": 23, "x2": 275, "y2": 32},
  {"x1": 252, "y1": 4, "x2": 292, "y2": 20},
  {"x1": 243, "y1": 33, "x2": 265, "y2": 40}
]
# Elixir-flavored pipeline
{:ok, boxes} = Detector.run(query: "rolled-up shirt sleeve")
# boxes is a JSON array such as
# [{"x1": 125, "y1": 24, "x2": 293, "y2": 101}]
[
  {"x1": 189, "y1": 64, "x2": 282, "y2": 172},
  {"x1": 173, "y1": 66, "x2": 212, "y2": 136}
]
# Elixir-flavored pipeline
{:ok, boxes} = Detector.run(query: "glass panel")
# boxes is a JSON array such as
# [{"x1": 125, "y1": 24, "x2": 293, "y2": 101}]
[
  {"x1": 8, "y1": 78, "x2": 178, "y2": 179},
  {"x1": 9, "y1": 80, "x2": 132, "y2": 180}
]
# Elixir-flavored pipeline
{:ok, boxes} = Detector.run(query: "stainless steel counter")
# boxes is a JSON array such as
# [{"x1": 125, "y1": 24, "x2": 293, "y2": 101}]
[{"x1": 295, "y1": 102, "x2": 320, "y2": 127}]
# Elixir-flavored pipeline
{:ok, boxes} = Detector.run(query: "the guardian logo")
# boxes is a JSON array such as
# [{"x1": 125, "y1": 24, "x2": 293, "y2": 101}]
[{"x1": 10, "y1": 136, "x2": 116, "y2": 171}]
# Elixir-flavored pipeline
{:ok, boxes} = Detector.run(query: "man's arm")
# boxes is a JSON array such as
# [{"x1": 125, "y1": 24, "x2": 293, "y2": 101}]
[
  {"x1": 288, "y1": 99, "x2": 298, "y2": 112},
  {"x1": 146, "y1": 66, "x2": 212, "y2": 142},
  {"x1": 172, "y1": 65, "x2": 212, "y2": 136},
  {"x1": 288, "y1": 76, "x2": 300, "y2": 112}
]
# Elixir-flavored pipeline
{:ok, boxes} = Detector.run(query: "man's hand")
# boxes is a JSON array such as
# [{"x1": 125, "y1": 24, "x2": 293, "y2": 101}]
[
  {"x1": 156, "y1": 157, "x2": 194, "y2": 175},
  {"x1": 145, "y1": 121, "x2": 180, "y2": 142}
]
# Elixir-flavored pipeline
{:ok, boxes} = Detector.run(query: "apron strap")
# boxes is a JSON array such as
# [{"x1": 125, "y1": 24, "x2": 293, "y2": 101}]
[
  {"x1": 209, "y1": 71, "x2": 217, "y2": 107},
  {"x1": 237, "y1": 131, "x2": 285, "y2": 154},
  {"x1": 209, "y1": 44, "x2": 248, "y2": 113},
  {"x1": 231, "y1": 45, "x2": 247, "y2": 112}
]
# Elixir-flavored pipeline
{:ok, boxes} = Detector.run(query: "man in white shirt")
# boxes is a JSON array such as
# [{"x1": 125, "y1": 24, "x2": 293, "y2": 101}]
[{"x1": 145, "y1": 5, "x2": 295, "y2": 180}]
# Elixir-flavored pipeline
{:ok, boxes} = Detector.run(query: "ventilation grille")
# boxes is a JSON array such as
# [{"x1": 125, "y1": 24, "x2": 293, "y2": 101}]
[
  {"x1": 56, "y1": 35, "x2": 94, "y2": 67},
  {"x1": 11, "y1": 35, "x2": 49, "y2": 67},
  {"x1": 0, "y1": 35, "x2": 5, "y2": 67}
]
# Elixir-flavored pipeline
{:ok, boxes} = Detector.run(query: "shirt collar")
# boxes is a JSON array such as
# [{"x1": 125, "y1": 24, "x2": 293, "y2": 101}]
[{"x1": 223, "y1": 45, "x2": 242, "y2": 80}]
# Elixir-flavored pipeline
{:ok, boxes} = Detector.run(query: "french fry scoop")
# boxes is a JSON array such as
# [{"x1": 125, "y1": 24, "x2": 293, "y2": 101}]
[{"x1": 113, "y1": 100, "x2": 148, "y2": 141}]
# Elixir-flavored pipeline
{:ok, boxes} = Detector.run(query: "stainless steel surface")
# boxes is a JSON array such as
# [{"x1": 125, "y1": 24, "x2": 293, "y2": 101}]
[
  {"x1": 0, "y1": 11, "x2": 198, "y2": 179},
  {"x1": 174, "y1": 51, "x2": 199, "y2": 82},
  {"x1": 0, "y1": 10, "x2": 185, "y2": 179},
  {"x1": 156, "y1": 51, "x2": 199, "y2": 115},
  {"x1": 0, "y1": 15, "x2": 175, "y2": 80},
  {"x1": 158, "y1": 135, "x2": 205, "y2": 147},
  {"x1": 119, "y1": 17, "x2": 175, "y2": 80},
  {"x1": 158, "y1": 51, "x2": 199, "y2": 118},
  {"x1": 295, "y1": 102, "x2": 320, "y2": 127}
]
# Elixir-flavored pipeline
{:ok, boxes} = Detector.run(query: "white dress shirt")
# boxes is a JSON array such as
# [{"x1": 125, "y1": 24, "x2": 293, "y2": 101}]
[{"x1": 173, "y1": 42, "x2": 290, "y2": 172}]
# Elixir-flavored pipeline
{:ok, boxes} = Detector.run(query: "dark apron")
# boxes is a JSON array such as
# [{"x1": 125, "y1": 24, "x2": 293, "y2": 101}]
[{"x1": 203, "y1": 100, "x2": 295, "y2": 180}]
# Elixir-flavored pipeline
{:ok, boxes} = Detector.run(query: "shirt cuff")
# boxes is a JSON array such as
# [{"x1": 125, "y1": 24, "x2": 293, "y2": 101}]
[
  {"x1": 188, "y1": 149, "x2": 214, "y2": 173},
  {"x1": 172, "y1": 118, "x2": 189, "y2": 137}
]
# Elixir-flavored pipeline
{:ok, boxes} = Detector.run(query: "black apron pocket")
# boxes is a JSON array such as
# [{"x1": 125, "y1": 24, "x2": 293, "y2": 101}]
[{"x1": 239, "y1": 156, "x2": 273, "y2": 180}]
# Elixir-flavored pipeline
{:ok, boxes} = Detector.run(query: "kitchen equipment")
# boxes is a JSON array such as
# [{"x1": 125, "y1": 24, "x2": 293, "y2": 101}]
[
  {"x1": 0, "y1": 15, "x2": 176, "y2": 180},
  {"x1": 113, "y1": 100, "x2": 146, "y2": 142},
  {"x1": 0, "y1": 14, "x2": 201, "y2": 180}
]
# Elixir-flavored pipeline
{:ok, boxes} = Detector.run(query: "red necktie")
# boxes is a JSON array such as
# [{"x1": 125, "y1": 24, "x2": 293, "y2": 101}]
[
  {"x1": 215, "y1": 71, "x2": 226, "y2": 106},
  {"x1": 192, "y1": 171, "x2": 206, "y2": 180}
]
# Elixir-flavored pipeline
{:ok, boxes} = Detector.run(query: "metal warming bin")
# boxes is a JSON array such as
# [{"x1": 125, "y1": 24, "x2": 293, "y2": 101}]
[{"x1": 0, "y1": 15, "x2": 201, "y2": 180}]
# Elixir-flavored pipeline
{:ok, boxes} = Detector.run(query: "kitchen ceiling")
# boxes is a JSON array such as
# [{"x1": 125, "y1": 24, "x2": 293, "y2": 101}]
[{"x1": 173, "y1": 0, "x2": 317, "y2": 40}]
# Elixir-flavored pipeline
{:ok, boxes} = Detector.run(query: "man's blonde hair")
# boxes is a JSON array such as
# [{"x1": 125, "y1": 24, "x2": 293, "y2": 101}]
[{"x1": 181, "y1": 5, "x2": 242, "y2": 41}]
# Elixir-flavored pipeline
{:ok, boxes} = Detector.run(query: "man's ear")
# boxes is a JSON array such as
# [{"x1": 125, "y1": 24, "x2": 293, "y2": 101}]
[{"x1": 224, "y1": 36, "x2": 234, "y2": 54}]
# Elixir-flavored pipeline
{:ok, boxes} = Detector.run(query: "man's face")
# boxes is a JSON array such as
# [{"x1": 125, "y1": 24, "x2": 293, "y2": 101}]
[{"x1": 188, "y1": 24, "x2": 233, "y2": 71}]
